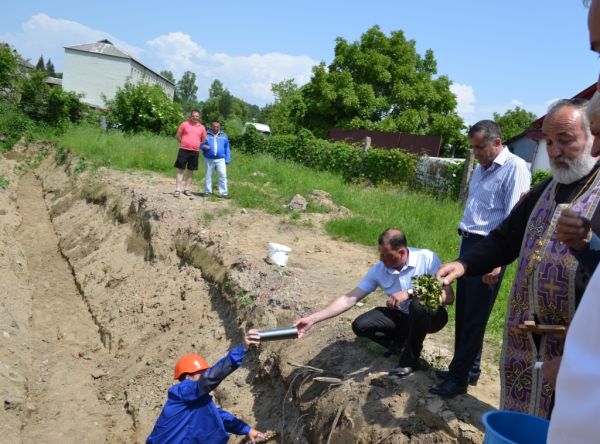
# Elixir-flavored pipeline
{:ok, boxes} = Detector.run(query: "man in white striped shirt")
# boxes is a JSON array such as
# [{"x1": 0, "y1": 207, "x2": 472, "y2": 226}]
[{"x1": 431, "y1": 120, "x2": 531, "y2": 397}]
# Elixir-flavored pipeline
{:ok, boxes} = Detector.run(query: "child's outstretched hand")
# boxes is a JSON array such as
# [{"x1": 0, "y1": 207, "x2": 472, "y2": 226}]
[
  {"x1": 243, "y1": 329, "x2": 261, "y2": 350},
  {"x1": 247, "y1": 428, "x2": 268, "y2": 443}
]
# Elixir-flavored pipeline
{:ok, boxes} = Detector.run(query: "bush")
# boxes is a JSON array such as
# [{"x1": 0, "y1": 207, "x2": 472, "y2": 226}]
[
  {"x1": 222, "y1": 117, "x2": 245, "y2": 138},
  {"x1": 0, "y1": 100, "x2": 33, "y2": 151},
  {"x1": 237, "y1": 127, "x2": 418, "y2": 186},
  {"x1": 106, "y1": 82, "x2": 183, "y2": 136},
  {"x1": 19, "y1": 71, "x2": 88, "y2": 127}
]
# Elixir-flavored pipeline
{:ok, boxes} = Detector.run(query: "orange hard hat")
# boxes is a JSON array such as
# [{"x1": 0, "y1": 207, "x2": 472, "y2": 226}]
[{"x1": 173, "y1": 354, "x2": 210, "y2": 379}]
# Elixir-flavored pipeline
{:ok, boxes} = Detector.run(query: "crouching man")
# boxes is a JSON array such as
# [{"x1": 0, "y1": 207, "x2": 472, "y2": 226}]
[{"x1": 294, "y1": 228, "x2": 453, "y2": 376}]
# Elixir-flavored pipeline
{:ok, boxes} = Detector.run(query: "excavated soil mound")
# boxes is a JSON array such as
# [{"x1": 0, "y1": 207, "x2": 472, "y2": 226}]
[{"x1": 0, "y1": 143, "x2": 500, "y2": 443}]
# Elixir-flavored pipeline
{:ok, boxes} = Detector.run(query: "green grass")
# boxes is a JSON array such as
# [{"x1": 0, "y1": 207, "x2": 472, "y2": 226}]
[
  {"x1": 0, "y1": 175, "x2": 9, "y2": 189},
  {"x1": 57, "y1": 124, "x2": 512, "y2": 348}
]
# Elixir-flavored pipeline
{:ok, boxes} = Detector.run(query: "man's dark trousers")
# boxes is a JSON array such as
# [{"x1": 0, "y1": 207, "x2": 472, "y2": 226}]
[
  {"x1": 352, "y1": 301, "x2": 447, "y2": 367},
  {"x1": 448, "y1": 233, "x2": 505, "y2": 385}
]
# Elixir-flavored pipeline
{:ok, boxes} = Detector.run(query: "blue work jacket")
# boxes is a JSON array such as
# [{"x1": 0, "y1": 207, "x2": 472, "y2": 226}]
[{"x1": 146, "y1": 345, "x2": 250, "y2": 444}]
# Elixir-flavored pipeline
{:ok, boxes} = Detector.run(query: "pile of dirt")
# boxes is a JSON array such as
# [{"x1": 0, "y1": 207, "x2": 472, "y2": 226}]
[{"x1": 0, "y1": 143, "x2": 500, "y2": 443}]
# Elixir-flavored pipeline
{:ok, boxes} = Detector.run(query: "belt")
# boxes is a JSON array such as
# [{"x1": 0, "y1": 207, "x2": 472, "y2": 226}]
[{"x1": 458, "y1": 228, "x2": 484, "y2": 238}]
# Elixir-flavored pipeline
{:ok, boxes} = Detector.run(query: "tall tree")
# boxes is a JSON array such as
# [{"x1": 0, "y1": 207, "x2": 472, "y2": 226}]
[
  {"x1": 0, "y1": 45, "x2": 18, "y2": 88},
  {"x1": 203, "y1": 79, "x2": 236, "y2": 122},
  {"x1": 261, "y1": 79, "x2": 306, "y2": 134},
  {"x1": 493, "y1": 106, "x2": 538, "y2": 142},
  {"x1": 45, "y1": 58, "x2": 55, "y2": 75},
  {"x1": 35, "y1": 55, "x2": 45, "y2": 71},
  {"x1": 299, "y1": 25, "x2": 465, "y2": 152},
  {"x1": 176, "y1": 71, "x2": 199, "y2": 111},
  {"x1": 208, "y1": 79, "x2": 225, "y2": 98}
]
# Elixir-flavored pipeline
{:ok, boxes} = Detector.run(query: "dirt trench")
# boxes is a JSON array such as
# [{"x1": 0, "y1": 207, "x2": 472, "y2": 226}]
[
  {"x1": 1, "y1": 143, "x2": 501, "y2": 443},
  {"x1": 16, "y1": 172, "x2": 126, "y2": 443}
]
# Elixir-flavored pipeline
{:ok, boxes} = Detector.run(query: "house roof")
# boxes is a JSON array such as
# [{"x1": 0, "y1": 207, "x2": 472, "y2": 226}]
[
  {"x1": 505, "y1": 81, "x2": 597, "y2": 144},
  {"x1": 530, "y1": 82, "x2": 597, "y2": 129},
  {"x1": 64, "y1": 39, "x2": 175, "y2": 85}
]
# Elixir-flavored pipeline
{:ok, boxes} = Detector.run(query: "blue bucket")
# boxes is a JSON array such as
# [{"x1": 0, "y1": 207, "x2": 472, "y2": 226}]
[{"x1": 482, "y1": 410, "x2": 549, "y2": 444}]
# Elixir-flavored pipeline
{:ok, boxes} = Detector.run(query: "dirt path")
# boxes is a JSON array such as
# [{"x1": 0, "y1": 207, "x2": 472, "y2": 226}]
[
  {"x1": 1, "y1": 144, "x2": 502, "y2": 443},
  {"x1": 16, "y1": 173, "x2": 130, "y2": 443}
]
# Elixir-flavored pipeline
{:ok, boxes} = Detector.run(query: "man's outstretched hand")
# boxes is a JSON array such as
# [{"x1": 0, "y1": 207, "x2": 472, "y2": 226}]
[{"x1": 293, "y1": 316, "x2": 315, "y2": 338}]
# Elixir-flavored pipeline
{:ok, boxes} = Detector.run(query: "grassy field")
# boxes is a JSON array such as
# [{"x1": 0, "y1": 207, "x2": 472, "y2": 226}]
[{"x1": 58, "y1": 124, "x2": 514, "y2": 350}]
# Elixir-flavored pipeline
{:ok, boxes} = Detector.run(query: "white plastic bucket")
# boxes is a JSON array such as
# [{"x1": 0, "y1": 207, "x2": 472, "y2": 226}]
[{"x1": 267, "y1": 242, "x2": 292, "y2": 267}]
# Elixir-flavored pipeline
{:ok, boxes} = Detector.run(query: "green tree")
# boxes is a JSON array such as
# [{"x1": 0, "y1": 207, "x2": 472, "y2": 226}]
[
  {"x1": 19, "y1": 71, "x2": 49, "y2": 120},
  {"x1": 35, "y1": 55, "x2": 45, "y2": 71},
  {"x1": 202, "y1": 79, "x2": 238, "y2": 122},
  {"x1": 493, "y1": 106, "x2": 538, "y2": 142},
  {"x1": 20, "y1": 70, "x2": 87, "y2": 126},
  {"x1": 160, "y1": 70, "x2": 175, "y2": 83},
  {"x1": 261, "y1": 79, "x2": 306, "y2": 134},
  {"x1": 200, "y1": 79, "x2": 260, "y2": 125},
  {"x1": 105, "y1": 82, "x2": 183, "y2": 135},
  {"x1": 209, "y1": 79, "x2": 225, "y2": 98},
  {"x1": 0, "y1": 45, "x2": 18, "y2": 88},
  {"x1": 299, "y1": 26, "x2": 466, "y2": 153},
  {"x1": 45, "y1": 58, "x2": 55, "y2": 75},
  {"x1": 201, "y1": 97, "x2": 221, "y2": 124},
  {"x1": 176, "y1": 71, "x2": 199, "y2": 111}
]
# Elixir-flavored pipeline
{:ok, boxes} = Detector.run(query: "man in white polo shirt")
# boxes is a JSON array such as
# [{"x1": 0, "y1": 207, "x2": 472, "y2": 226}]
[{"x1": 294, "y1": 228, "x2": 454, "y2": 376}]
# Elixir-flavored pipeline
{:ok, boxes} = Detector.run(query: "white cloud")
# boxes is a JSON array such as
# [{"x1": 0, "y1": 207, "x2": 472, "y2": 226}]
[
  {"x1": 146, "y1": 32, "x2": 206, "y2": 71},
  {"x1": 448, "y1": 81, "x2": 548, "y2": 125},
  {"x1": 450, "y1": 82, "x2": 476, "y2": 115},
  {"x1": 147, "y1": 32, "x2": 317, "y2": 105},
  {"x1": 1, "y1": 13, "x2": 143, "y2": 68}
]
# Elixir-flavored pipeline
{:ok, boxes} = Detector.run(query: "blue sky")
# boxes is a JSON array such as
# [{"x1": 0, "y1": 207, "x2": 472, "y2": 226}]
[{"x1": 1, "y1": 0, "x2": 597, "y2": 124}]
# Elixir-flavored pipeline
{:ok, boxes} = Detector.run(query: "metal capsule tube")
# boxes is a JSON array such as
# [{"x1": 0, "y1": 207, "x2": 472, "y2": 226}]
[{"x1": 256, "y1": 326, "x2": 299, "y2": 341}]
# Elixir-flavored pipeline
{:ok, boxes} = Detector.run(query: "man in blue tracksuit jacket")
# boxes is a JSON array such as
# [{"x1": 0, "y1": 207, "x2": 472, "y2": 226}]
[
  {"x1": 146, "y1": 330, "x2": 267, "y2": 443},
  {"x1": 201, "y1": 121, "x2": 231, "y2": 198}
]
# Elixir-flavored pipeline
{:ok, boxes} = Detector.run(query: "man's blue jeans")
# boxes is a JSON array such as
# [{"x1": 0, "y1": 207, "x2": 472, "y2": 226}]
[{"x1": 203, "y1": 158, "x2": 228, "y2": 196}]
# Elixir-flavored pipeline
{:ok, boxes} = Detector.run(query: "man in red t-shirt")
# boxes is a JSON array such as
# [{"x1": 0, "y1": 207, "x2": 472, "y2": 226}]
[{"x1": 174, "y1": 110, "x2": 207, "y2": 197}]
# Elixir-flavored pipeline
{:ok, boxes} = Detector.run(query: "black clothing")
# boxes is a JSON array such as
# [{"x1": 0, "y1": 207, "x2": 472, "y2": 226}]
[
  {"x1": 351, "y1": 301, "x2": 447, "y2": 367},
  {"x1": 174, "y1": 148, "x2": 199, "y2": 170},
  {"x1": 448, "y1": 234, "x2": 505, "y2": 385}
]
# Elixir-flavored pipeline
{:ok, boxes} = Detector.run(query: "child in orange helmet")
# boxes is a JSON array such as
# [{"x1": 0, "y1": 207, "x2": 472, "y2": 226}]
[{"x1": 147, "y1": 329, "x2": 267, "y2": 443}]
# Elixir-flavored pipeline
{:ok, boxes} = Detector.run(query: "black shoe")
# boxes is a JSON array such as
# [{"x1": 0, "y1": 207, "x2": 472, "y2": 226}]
[
  {"x1": 429, "y1": 379, "x2": 467, "y2": 398},
  {"x1": 389, "y1": 366, "x2": 415, "y2": 377},
  {"x1": 435, "y1": 370, "x2": 479, "y2": 386}
]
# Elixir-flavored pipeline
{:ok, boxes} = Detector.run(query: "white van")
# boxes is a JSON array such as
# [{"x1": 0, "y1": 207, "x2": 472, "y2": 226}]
[{"x1": 244, "y1": 122, "x2": 271, "y2": 136}]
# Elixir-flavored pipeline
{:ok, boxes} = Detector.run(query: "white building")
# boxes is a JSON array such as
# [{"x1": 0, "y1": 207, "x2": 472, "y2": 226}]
[{"x1": 62, "y1": 39, "x2": 175, "y2": 109}]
